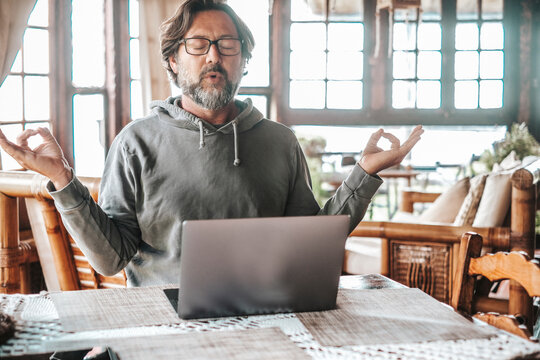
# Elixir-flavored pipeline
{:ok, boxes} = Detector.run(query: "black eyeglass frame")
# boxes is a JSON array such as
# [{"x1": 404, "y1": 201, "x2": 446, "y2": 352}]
[{"x1": 179, "y1": 37, "x2": 244, "y2": 56}]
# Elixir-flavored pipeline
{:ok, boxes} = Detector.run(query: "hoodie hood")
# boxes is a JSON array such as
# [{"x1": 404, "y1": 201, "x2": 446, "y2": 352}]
[{"x1": 149, "y1": 96, "x2": 264, "y2": 166}]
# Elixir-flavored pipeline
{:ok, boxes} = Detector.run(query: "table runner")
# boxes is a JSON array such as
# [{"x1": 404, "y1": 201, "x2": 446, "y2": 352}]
[
  {"x1": 45, "y1": 327, "x2": 309, "y2": 360},
  {"x1": 50, "y1": 286, "x2": 180, "y2": 331},
  {"x1": 297, "y1": 288, "x2": 497, "y2": 346}
]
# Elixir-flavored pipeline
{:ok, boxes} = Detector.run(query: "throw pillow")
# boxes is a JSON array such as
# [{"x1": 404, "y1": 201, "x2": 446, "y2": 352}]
[
  {"x1": 418, "y1": 177, "x2": 470, "y2": 224},
  {"x1": 453, "y1": 174, "x2": 488, "y2": 226},
  {"x1": 472, "y1": 171, "x2": 513, "y2": 227}
]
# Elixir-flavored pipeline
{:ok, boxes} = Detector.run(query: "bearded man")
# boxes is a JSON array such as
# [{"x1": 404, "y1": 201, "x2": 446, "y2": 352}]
[{"x1": 0, "y1": 0, "x2": 422, "y2": 287}]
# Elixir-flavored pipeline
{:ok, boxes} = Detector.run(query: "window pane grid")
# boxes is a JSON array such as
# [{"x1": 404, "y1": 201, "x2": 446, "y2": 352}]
[
  {"x1": 392, "y1": 13, "x2": 442, "y2": 109},
  {"x1": 454, "y1": 0, "x2": 504, "y2": 109},
  {"x1": 288, "y1": 2, "x2": 364, "y2": 110},
  {"x1": 0, "y1": 0, "x2": 51, "y2": 169}
]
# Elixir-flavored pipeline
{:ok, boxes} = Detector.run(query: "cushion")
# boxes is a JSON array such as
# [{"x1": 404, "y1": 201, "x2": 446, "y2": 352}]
[
  {"x1": 453, "y1": 174, "x2": 488, "y2": 226},
  {"x1": 472, "y1": 171, "x2": 513, "y2": 227},
  {"x1": 492, "y1": 151, "x2": 521, "y2": 172},
  {"x1": 418, "y1": 177, "x2": 470, "y2": 224}
]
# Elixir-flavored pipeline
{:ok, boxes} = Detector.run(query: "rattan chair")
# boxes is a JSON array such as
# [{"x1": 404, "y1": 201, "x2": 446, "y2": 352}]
[
  {"x1": 348, "y1": 159, "x2": 540, "y2": 327},
  {"x1": 451, "y1": 232, "x2": 539, "y2": 340},
  {"x1": 0, "y1": 171, "x2": 126, "y2": 293}
]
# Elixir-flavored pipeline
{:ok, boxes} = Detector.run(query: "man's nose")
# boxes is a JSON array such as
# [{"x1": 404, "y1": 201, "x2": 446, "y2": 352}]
[{"x1": 206, "y1": 43, "x2": 222, "y2": 63}]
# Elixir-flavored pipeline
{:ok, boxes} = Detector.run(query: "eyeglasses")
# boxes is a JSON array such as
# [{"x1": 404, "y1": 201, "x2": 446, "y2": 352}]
[{"x1": 180, "y1": 37, "x2": 243, "y2": 56}]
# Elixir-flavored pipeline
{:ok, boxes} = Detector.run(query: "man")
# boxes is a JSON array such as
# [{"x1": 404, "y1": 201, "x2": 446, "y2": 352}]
[{"x1": 0, "y1": 0, "x2": 423, "y2": 287}]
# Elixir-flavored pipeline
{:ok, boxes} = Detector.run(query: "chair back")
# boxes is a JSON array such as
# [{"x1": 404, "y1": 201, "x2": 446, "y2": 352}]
[{"x1": 451, "y1": 232, "x2": 539, "y2": 340}]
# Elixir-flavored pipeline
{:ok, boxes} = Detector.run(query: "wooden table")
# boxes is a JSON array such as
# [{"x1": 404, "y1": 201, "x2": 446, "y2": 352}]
[{"x1": 1, "y1": 275, "x2": 538, "y2": 359}]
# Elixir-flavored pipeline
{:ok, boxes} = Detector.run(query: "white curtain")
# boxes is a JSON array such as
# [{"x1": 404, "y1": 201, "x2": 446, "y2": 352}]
[
  {"x1": 0, "y1": 0, "x2": 37, "y2": 86},
  {"x1": 139, "y1": 0, "x2": 180, "y2": 112}
]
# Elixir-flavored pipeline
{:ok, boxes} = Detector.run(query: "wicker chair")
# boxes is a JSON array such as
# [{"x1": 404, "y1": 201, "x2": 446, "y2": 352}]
[
  {"x1": 451, "y1": 232, "x2": 539, "y2": 340},
  {"x1": 348, "y1": 159, "x2": 540, "y2": 328},
  {"x1": 0, "y1": 171, "x2": 126, "y2": 293}
]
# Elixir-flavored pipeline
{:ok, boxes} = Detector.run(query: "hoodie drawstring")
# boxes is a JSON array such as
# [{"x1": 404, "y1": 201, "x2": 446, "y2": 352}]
[
  {"x1": 198, "y1": 120, "x2": 205, "y2": 149},
  {"x1": 197, "y1": 119, "x2": 241, "y2": 166},
  {"x1": 232, "y1": 121, "x2": 241, "y2": 167}
]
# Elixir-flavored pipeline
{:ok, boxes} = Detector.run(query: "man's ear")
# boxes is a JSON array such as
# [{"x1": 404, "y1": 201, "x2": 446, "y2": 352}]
[{"x1": 169, "y1": 55, "x2": 178, "y2": 74}]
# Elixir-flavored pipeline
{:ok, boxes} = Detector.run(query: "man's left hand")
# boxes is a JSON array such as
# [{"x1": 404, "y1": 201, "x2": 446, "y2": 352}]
[{"x1": 358, "y1": 125, "x2": 424, "y2": 175}]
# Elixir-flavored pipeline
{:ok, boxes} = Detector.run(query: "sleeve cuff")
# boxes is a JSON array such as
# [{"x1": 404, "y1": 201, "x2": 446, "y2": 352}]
[
  {"x1": 343, "y1": 164, "x2": 383, "y2": 199},
  {"x1": 47, "y1": 175, "x2": 90, "y2": 211}
]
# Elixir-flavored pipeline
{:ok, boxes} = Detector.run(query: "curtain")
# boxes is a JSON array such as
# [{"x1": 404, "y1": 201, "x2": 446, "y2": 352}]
[
  {"x1": 0, "y1": 0, "x2": 37, "y2": 86},
  {"x1": 139, "y1": 0, "x2": 180, "y2": 114}
]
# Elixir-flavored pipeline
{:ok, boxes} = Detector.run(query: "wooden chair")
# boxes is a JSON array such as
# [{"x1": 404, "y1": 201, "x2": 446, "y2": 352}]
[
  {"x1": 0, "y1": 170, "x2": 126, "y2": 293},
  {"x1": 349, "y1": 159, "x2": 540, "y2": 328},
  {"x1": 451, "y1": 232, "x2": 539, "y2": 340}
]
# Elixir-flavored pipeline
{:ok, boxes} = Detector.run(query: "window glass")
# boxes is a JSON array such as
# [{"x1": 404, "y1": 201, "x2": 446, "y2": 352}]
[
  {"x1": 129, "y1": 0, "x2": 140, "y2": 37},
  {"x1": 480, "y1": 23, "x2": 504, "y2": 49},
  {"x1": 73, "y1": 94, "x2": 105, "y2": 176},
  {"x1": 393, "y1": 52, "x2": 416, "y2": 79},
  {"x1": 417, "y1": 52, "x2": 441, "y2": 79},
  {"x1": 393, "y1": 23, "x2": 417, "y2": 51},
  {"x1": 482, "y1": 0, "x2": 503, "y2": 19},
  {"x1": 455, "y1": 51, "x2": 479, "y2": 79},
  {"x1": 457, "y1": 0, "x2": 479, "y2": 20},
  {"x1": 72, "y1": 0, "x2": 105, "y2": 87},
  {"x1": 328, "y1": 23, "x2": 363, "y2": 51},
  {"x1": 290, "y1": 23, "x2": 326, "y2": 51},
  {"x1": 290, "y1": 81, "x2": 325, "y2": 109},
  {"x1": 290, "y1": 51, "x2": 326, "y2": 80},
  {"x1": 392, "y1": 81, "x2": 416, "y2": 109},
  {"x1": 129, "y1": 39, "x2": 141, "y2": 79},
  {"x1": 23, "y1": 28, "x2": 49, "y2": 74},
  {"x1": 479, "y1": 51, "x2": 504, "y2": 79},
  {"x1": 0, "y1": 124, "x2": 24, "y2": 170},
  {"x1": 417, "y1": 81, "x2": 441, "y2": 109},
  {"x1": 328, "y1": 0, "x2": 363, "y2": 21},
  {"x1": 327, "y1": 81, "x2": 363, "y2": 109},
  {"x1": 27, "y1": 0, "x2": 48, "y2": 27},
  {"x1": 421, "y1": 0, "x2": 442, "y2": 20},
  {"x1": 24, "y1": 76, "x2": 49, "y2": 120},
  {"x1": 236, "y1": 95, "x2": 268, "y2": 118},
  {"x1": 455, "y1": 23, "x2": 479, "y2": 50},
  {"x1": 0, "y1": 76, "x2": 23, "y2": 122},
  {"x1": 479, "y1": 80, "x2": 503, "y2": 108},
  {"x1": 455, "y1": 81, "x2": 478, "y2": 109},
  {"x1": 327, "y1": 52, "x2": 363, "y2": 80},
  {"x1": 228, "y1": 0, "x2": 270, "y2": 87},
  {"x1": 417, "y1": 23, "x2": 441, "y2": 50},
  {"x1": 291, "y1": 0, "x2": 325, "y2": 21}
]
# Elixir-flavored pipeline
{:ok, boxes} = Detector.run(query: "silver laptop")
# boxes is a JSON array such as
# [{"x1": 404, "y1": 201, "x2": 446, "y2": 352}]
[{"x1": 171, "y1": 215, "x2": 350, "y2": 319}]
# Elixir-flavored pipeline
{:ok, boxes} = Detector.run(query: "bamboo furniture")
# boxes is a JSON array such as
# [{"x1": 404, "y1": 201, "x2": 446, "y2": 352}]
[
  {"x1": 0, "y1": 171, "x2": 126, "y2": 293},
  {"x1": 349, "y1": 159, "x2": 540, "y2": 328},
  {"x1": 452, "y1": 232, "x2": 539, "y2": 339}
]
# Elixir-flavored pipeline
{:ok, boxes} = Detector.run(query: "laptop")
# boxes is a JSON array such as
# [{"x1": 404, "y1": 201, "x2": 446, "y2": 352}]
[{"x1": 165, "y1": 215, "x2": 350, "y2": 320}]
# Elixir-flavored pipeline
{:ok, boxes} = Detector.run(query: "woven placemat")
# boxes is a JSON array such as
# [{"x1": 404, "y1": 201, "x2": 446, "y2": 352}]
[
  {"x1": 50, "y1": 286, "x2": 180, "y2": 332},
  {"x1": 46, "y1": 327, "x2": 309, "y2": 359},
  {"x1": 297, "y1": 288, "x2": 497, "y2": 346}
]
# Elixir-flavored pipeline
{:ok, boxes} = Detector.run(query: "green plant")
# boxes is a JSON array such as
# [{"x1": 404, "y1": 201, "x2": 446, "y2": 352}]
[{"x1": 480, "y1": 123, "x2": 540, "y2": 171}]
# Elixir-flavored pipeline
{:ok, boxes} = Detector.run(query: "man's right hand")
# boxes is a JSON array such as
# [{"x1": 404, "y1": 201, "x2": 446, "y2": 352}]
[{"x1": 0, "y1": 127, "x2": 73, "y2": 190}]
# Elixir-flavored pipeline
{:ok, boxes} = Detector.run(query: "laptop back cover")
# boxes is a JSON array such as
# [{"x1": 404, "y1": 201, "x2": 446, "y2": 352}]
[{"x1": 178, "y1": 215, "x2": 350, "y2": 319}]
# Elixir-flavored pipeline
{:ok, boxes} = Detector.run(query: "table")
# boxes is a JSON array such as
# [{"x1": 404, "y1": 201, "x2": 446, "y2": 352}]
[{"x1": 1, "y1": 275, "x2": 538, "y2": 359}]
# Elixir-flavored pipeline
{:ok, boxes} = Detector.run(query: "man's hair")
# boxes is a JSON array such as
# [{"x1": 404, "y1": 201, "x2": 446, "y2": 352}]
[{"x1": 160, "y1": 0, "x2": 255, "y2": 83}]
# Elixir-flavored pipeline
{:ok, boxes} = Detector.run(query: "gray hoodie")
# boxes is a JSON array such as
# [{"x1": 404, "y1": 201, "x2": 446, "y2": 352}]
[{"x1": 49, "y1": 97, "x2": 382, "y2": 287}]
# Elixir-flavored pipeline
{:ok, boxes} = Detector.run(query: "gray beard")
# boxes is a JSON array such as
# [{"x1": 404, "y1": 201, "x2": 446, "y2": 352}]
[{"x1": 178, "y1": 65, "x2": 240, "y2": 110}]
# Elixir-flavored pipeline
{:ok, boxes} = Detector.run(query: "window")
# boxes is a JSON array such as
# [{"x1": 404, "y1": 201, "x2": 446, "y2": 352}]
[
  {"x1": 288, "y1": 0, "x2": 364, "y2": 110},
  {"x1": 228, "y1": 0, "x2": 271, "y2": 118},
  {"x1": 0, "y1": 0, "x2": 51, "y2": 170},
  {"x1": 454, "y1": 0, "x2": 504, "y2": 109},
  {"x1": 391, "y1": 2, "x2": 442, "y2": 109},
  {"x1": 273, "y1": 0, "x2": 516, "y2": 126}
]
